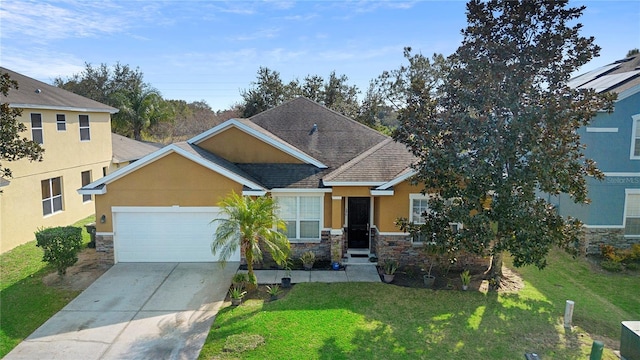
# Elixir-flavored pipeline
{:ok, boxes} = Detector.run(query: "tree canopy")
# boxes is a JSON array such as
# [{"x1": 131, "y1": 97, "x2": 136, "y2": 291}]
[
  {"x1": 239, "y1": 67, "x2": 360, "y2": 119},
  {"x1": 55, "y1": 62, "x2": 171, "y2": 140},
  {"x1": 394, "y1": 0, "x2": 613, "y2": 288},
  {"x1": 1, "y1": 72, "x2": 44, "y2": 180}
]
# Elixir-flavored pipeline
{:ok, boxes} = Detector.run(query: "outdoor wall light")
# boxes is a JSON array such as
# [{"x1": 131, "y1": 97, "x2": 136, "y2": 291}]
[{"x1": 100, "y1": 214, "x2": 106, "y2": 223}]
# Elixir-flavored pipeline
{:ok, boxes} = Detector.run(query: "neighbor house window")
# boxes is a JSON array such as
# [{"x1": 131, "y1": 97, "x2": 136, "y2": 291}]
[
  {"x1": 42, "y1": 177, "x2": 63, "y2": 216},
  {"x1": 276, "y1": 196, "x2": 322, "y2": 239},
  {"x1": 625, "y1": 191, "x2": 640, "y2": 237},
  {"x1": 81, "y1": 171, "x2": 92, "y2": 202},
  {"x1": 79, "y1": 115, "x2": 90, "y2": 141},
  {"x1": 31, "y1": 113, "x2": 43, "y2": 144},
  {"x1": 56, "y1": 114, "x2": 66, "y2": 131},
  {"x1": 632, "y1": 116, "x2": 640, "y2": 159}
]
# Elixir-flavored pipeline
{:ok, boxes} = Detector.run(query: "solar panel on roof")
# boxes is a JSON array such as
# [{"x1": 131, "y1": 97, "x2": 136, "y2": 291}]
[
  {"x1": 568, "y1": 63, "x2": 620, "y2": 88},
  {"x1": 578, "y1": 71, "x2": 640, "y2": 93}
]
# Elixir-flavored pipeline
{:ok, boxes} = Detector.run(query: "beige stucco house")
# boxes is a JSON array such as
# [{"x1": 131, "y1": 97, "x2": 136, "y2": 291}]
[
  {"x1": 0, "y1": 67, "x2": 118, "y2": 253},
  {"x1": 81, "y1": 97, "x2": 461, "y2": 267}
]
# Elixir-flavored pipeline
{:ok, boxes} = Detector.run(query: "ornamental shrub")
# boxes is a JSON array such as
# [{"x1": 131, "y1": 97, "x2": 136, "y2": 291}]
[{"x1": 35, "y1": 226, "x2": 83, "y2": 276}]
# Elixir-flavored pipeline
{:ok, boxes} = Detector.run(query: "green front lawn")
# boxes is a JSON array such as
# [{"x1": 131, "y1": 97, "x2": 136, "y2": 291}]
[
  {"x1": 199, "y1": 251, "x2": 639, "y2": 359},
  {"x1": 0, "y1": 215, "x2": 95, "y2": 357}
]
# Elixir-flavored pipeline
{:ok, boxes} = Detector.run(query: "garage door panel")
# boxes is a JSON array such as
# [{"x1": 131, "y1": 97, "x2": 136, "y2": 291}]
[{"x1": 114, "y1": 208, "x2": 239, "y2": 263}]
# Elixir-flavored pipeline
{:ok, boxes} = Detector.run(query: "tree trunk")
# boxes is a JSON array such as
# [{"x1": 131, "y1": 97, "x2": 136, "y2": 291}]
[{"x1": 488, "y1": 251, "x2": 503, "y2": 291}]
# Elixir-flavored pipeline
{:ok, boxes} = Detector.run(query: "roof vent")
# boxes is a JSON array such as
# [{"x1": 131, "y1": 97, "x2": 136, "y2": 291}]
[
  {"x1": 309, "y1": 123, "x2": 318, "y2": 135},
  {"x1": 35, "y1": 89, "x2": 41, "y2": 93}
]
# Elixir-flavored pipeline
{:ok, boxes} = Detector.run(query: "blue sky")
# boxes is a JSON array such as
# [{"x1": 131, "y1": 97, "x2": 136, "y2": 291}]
[{"x1": 1, "y1": 0, "x2": 639, "y2": 111}]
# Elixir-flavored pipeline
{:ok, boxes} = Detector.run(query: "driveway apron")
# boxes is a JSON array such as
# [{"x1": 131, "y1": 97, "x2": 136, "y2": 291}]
[{"x1": 5, "y1": 262, "x2": 239, "y2": 360}]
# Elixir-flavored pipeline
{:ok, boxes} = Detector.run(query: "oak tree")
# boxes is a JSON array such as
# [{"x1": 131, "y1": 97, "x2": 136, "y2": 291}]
[
  {"x1": 395, "y1": 0, "x2": 613, "y2": 288},
  {"x1": 1, "y1": 72, "x2": 44, "y2": 180}
]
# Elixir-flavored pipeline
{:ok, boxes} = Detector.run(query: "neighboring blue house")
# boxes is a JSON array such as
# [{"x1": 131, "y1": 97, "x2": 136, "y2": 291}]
[{"x1": 553, "y1": 54, "x2": 640, "y2": 254}]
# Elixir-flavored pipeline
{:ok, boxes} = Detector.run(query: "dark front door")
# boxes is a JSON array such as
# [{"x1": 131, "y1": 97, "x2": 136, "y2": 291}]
[{"x1": 348, "y1": 197, "x2": 370, "y2": 249}]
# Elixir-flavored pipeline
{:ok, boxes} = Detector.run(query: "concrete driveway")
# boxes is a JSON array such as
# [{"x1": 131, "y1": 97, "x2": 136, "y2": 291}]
[{"x1": 5, "y1": 262, "x2": 239, "y2": 360}]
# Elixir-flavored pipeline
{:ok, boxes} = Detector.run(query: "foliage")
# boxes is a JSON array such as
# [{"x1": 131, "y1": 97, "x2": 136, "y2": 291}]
[
  {"x1": 35, "y1": 227, "x2": 83, "y2": 276},
  {"x1": 1, "y1": 72, "x2": 44, "y2": 180},
  {"x1": 392, "y1": 0, "x2": 614, "y2": 287},
  {"x1": 232, "y1": 273, "x2": 249, "y2": 287},
  {"x1": 266, "y1": 284, "x2": 281, "y2": 296},
  {"x1": 460, "y1": 270, "x2": 471, "y2": 285},
  {"x1": 201, "y1": 251, "x2": 637, "y2": 359},
  {"x1": 54, "y1": 62, "x2": 172, "y2": 140},
  {"x1": 300, "y1": 251, "x2": 316, "y2": 265},
  {"x1": 228, "y1": 285, "x2": 247, "y2": 300},
  {"x1": 382, "y1": 259, "x2": 398, "y2": 275},
  {"x1": 111, "y1": 86, "x2": 172, "y2": 140},
  {"x1": 626, "y1": 48, "x2": 639, "y2": 57},
  {"x1": 211, "y1": 192, "x2": 290, "y2": 287},
  {"x1": 239, "y1": 67, "x2": 360, "y2": 119},
  {"x1": 600, "y1": 244, "x2": 640, "y2": 271},
  {"x1": 600, "y1": 260, "x2": 624, "y2": 272}
]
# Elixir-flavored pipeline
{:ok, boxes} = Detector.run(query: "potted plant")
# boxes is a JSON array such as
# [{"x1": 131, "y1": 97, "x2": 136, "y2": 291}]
[
  {"x1": 281, "y1": 259, "x2": 292, "y2": 288},
  {"x1": 331, "y1": 246, "x2": 341, "y2": 270},
  {"x1": 266, "y1": 284, "x2": 281, "y2": 301},
  {"x1": 300, "y1": 251, "x2": 316, "y2": 270},
  {"x1": 460, "y1": 269, "x2": 471, "y2": 291},
  {"x1": 382, "y1": 259, "x2": 398, "y2": 283},
  {"x1": 229, "y1": 286, "x2": 246, "y2": 306}
]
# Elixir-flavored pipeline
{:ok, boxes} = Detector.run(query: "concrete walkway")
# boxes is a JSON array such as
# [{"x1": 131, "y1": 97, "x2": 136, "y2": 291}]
[
  {"x1": 243, "y1": 265, "x2": 382, "y2": 284},
  {"x1": 5, "y1": 262, "x2": 239, "y2": 360}
]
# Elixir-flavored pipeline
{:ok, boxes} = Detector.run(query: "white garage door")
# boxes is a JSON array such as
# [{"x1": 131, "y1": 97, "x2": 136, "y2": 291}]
[{"x1": 113, "y1": 207, "x2": 240, "y2": 263}]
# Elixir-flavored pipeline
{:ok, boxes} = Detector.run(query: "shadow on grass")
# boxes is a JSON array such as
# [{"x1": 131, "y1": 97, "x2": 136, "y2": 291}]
[{"x1": 200, "y1": 282, "x2": 592, "y2": 360}]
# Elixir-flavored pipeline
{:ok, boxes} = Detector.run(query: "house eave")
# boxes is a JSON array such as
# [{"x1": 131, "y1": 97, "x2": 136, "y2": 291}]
[{"x1": 10, "y1": 103, "x2": 119, "y2": 114}]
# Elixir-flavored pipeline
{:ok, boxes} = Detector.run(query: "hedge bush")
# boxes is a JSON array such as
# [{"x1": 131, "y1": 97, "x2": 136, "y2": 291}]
[{"x1": 35, "y1": 226, "x2": 83, "y2": 276}]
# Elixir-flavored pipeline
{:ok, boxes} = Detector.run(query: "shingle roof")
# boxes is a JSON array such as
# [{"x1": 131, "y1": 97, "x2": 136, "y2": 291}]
[
  {"x1": 570, "y1": 54, "x2": 640, "y2": 94},
  {"x1": 0, "y1": 67, "x2": 118, "y2": 113},
  {"x1": 323, "y1": 138, "x2": 416, "y2": 184},
  {"x1": 248, "y1": 97, "x2": 389, "y2": 169},
  {"x1": 236, "y1": 163, "x2": 327, "y2": 189},
  {"x1": 112, "y1": 133, "x2": 163, "y2": 164},
  {"x1": 173, "y1": 142, "x2": 263, "y2": 186}
]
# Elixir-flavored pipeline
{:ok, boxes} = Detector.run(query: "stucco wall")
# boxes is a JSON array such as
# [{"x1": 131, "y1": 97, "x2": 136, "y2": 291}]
[
  {"x1": 1, "y1": 109, "x2": 112, "y2": 253},
  {"x1": 196, "y1": 127, "x2": 303, "y2": 164},
  {"x1": 94, "y1": 152, "x2": 244, "y2": 233}
]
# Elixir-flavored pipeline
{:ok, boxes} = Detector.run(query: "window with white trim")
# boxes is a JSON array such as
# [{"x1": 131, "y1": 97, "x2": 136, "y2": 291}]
[
  {"x1": 625, "y1": 191, "x2": 640, "y2": 237},
  {"x1": 276, "y1": 195, "x2": 322, "y2": 239},
  {"x1": 631, "y1": 116, "x2": 640, "y2": 159},
  {"x1": 31, "y1": 113, "x2": 43, "y2": 144},
  {"x1": 79, "y1": 114, "x2": 90, "y2": 141},
  {"x1": 81, "y1": 171, "x2": 92, "y2": 202},
  {"x1": 42, "y1": 177, "x2": 63, "y2": 216},
  {"x1": 56, "y1": 114, "x2": 66, "y2": 131},
  {"x1": 409, "y1": 194, "x2": 462, "y2": 243}
]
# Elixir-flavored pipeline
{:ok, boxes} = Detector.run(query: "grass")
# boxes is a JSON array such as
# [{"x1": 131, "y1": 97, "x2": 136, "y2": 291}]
[
  {"x1": 199, "y1": 251, "x2": 640, "y2": 359},
  {"x1": 0, "y1": 215, "x2": 95, "y2": 357}
]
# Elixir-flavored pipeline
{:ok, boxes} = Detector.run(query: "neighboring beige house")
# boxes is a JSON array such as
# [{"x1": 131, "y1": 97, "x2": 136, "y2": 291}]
[
  {"x1": 0, "y1": 67, "x2": 118, "y2": 253},
  {"x1": 110, "y1": 133, "x2": 162, "y2": 172}
]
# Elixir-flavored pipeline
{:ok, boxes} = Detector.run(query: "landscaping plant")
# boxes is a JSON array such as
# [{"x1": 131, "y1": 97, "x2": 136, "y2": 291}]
[{"x1": 35, "y1": 226, "x2": 83, "y2": 276}]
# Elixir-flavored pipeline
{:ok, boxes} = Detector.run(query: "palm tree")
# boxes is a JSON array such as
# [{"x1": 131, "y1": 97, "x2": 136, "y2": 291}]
[
  {"x1": 212, "y1": 192, "x2": 290, "y2": 287},
  {"x1": 112, "y1": 86, "x2": 171, "y2": 140}
]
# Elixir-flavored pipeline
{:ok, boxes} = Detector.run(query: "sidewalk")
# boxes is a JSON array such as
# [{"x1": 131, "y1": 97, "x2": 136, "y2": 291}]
[{"x1": 240, "y1": 265, "x2": 381, "y2": 284}]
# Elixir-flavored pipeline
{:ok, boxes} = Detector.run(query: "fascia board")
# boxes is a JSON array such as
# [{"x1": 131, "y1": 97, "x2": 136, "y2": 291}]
[
  {"x1": 375, "y1": 169, "x2": 417, "y2": 190},
  {"x1": 80, "y1": 144, "x2": 265, "y2": 193}
]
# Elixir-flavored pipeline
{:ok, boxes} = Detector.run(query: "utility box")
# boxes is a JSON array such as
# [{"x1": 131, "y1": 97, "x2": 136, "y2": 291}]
[{"x1": 621, "y1": 321, "x2": 640, "y2": 360}]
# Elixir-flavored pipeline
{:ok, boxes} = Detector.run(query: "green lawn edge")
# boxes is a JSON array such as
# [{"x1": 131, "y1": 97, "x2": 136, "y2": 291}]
[{"x1": 0, "y1": 215, "x2": 95, "y2": 357}]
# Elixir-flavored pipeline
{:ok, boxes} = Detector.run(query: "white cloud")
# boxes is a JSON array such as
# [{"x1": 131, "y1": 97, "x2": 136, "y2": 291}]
[
  {"x1": 0, "y1": 0, "x2": 134, "y2": 41},
  {"x1": 227, "y1": 27, "x2": 281, "y2": 41},
  {"x1": 1, "y1": 46, "x2": 85, "y2": 81}
]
